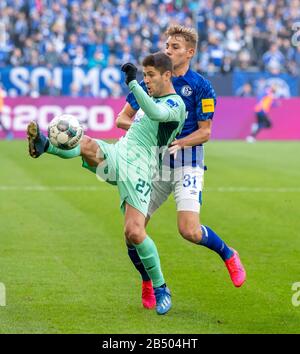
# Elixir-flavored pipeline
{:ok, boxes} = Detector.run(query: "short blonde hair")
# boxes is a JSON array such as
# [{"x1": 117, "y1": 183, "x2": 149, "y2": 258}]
[{"x1": 165, "y1": 25, "x2": 198, "y2": 49}]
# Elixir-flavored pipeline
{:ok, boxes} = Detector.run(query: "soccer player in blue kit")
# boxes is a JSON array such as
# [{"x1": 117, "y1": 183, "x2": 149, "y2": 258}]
[{"x1": 116, "y1": 25, "x2": 246, "y2": 309}]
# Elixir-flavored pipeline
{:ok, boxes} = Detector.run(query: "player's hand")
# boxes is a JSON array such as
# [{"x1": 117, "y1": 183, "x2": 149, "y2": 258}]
[
  {"x1": 168, "y1": 139, "x2": 183, "y2": 158},
  {"x1": 121, "y1": 63, "x2": 138, "y2": 85}
]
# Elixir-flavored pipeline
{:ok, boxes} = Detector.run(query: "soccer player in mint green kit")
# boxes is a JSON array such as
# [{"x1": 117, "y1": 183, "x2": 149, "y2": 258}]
[
  {"x1": 27, "y1": 52, "x2": 186, "y2": 315},
  {"x1": 117, "y1": 25, "x2": 246, "y2": 310}
]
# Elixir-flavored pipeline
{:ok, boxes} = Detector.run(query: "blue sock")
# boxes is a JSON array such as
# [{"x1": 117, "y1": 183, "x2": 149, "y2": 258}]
[
  {"x1": 127, "y1": 244, "x2": 150, "y2": 281},
  {"x1": 199, "y1": 225, "x2": 233, "y2": 261}
]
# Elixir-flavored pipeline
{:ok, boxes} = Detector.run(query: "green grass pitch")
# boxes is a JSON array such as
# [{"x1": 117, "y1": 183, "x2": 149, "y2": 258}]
[{"x1": 0, "y1": 140, "x2": 299, "y2": 333}]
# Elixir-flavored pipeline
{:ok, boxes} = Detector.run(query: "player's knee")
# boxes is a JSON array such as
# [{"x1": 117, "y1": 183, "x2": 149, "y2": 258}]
[
  {"x1": 178, "y1": 224, "x2": 201, "y2": 243},
  {"x1": 124, "y1": 221, "x2": 145, "y2": 244}
]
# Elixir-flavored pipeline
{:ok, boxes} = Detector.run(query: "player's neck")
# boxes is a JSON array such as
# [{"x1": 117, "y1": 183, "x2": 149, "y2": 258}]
[{"x1": 173, "y1": 62, "x2": 190, "y2": 77}]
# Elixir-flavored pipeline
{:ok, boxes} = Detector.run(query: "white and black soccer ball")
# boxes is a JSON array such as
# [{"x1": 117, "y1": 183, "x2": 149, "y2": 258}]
[{"x1": 48, "y1": 114, "x2": 83, "y2": 150}]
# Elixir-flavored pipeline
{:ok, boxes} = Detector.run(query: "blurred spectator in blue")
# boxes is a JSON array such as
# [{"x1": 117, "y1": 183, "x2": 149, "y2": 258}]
[
  {"x1": 88, "y1": 48, "x2": 107, "y2": 69},
  {"x1": 197, "y1": 41, "x2": 210, "y2": 74},
  {"x1": 72, "y1": 45, "x2": 87, "y2": 67},
  {"x1": 44, "y1": 42, "x2": 60, "y2": 68},
  {"x1": 70, "y1": 81, "x2": 80, "y2": 97},
  {"x1": 0, "y1": 19, "x2": 13, "y2": 67},
  {"x1": 40, "y1": 78, "x2": 61, "y2": 96},
  {"x1": 80, "y1": 83, "x2": 94, "y2": 97},
  {"x1": 9, "y1": 48, "x2": 24, "y2": 66},
  {"x1": 293, "y1": 46, "x2": 300, "y2": 75},
  {"x1": 226, "y1": 24, "x2": 244, "y2": 55},
  {"x1": 236, "y1": 82, "x2": 253, "y2": 97},
  {"x1": 207, "y1": 34, "x2": 225, "y2": 71},
  {"x1": 65, "y1": 33, "x2": 79, "y2": 62},
  {"x1": 221, "y1": 55, "x2": 234, "y2": 74},
  {"x1": 262, "y1": 43, "x2": 285, "y2": 74}
]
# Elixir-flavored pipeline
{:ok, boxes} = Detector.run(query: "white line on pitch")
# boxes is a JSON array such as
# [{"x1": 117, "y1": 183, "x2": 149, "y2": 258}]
[
  {"x1": 0, "y1": 185, "x2": 104, "y2": 191},
  {"x1": 206, "y1": 187, "x2": 300, "y2": 192}
]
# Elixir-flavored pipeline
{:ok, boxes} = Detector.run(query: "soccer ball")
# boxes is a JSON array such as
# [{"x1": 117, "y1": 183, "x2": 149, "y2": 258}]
[{"x1": 48, "y1": 114, "x2": 83, "y2": 150}]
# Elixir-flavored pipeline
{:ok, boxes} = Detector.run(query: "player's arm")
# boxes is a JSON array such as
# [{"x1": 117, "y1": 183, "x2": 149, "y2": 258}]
[
  {"x1": 121, "y1": 63, "x2": 181, "y2": 123},
  {"x1": 168, "y1": 120, "x2": 212, "y2": 155},
  {"x1": 172, "y1": 120, "x2": 212, "y2": 147},
  {"x1": 169, "y1": 81, "x2": 216, "y2": 152},
  {"x1": 129, "y1": 80, "x2": 181, "y2": 122},
  {"x1": 116, "y1": 103, "x2": 137, "y2": 131}
]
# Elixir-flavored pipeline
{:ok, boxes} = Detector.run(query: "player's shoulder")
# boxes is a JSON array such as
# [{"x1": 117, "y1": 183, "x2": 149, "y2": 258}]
[{"x1": 164, "y1": 93, "x2": 185, "y2": 107}]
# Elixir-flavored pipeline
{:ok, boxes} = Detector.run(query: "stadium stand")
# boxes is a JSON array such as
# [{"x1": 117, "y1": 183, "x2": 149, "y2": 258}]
[{"x1": 0, "y1": 0, "x2": 299, "y2": 97}]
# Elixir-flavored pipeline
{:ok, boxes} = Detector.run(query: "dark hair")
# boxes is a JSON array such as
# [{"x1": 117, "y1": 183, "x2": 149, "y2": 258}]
[{"x1": 142, "y1": 52, "x2": 173, "y2": 75}]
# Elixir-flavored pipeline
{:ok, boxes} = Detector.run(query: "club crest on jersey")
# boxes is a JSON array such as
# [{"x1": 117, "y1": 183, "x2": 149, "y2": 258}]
[{"x1": 181, "y1": 85, "x2": 193, "y2": 96}]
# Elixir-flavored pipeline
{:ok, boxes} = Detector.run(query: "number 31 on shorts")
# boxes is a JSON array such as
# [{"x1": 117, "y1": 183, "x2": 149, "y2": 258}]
[{"x1": 183, "y1": 174, "x2": 197, "y2": 188}]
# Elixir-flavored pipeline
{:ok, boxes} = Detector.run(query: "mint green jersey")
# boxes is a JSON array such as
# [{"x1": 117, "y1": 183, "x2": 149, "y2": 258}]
[
  {"x1": 83, "y1": 79, "x2": 186, "y2": 216},
  {"x1": 120, "y1": 80, "x2": 186, "y2": 168},
  {"x1": 125, "y1": 92, "x2": 186, "y2": 152}
]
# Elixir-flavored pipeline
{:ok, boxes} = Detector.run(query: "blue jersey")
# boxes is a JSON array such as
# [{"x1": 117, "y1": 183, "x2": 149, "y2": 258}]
[{"x1": 126, "y1": 69, "x2": 217, "y2": 167}]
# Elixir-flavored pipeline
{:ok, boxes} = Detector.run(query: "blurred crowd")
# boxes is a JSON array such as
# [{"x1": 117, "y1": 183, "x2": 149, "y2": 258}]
[
  {"x1": 0, "y1": 0, "x2": 194, "y2": 70},
  {"x1": 196, "y1": 0, "x2": 300, "y2": 76},
  {"x1": 0, "y1": 0, "x2": 299, "y2": 95}
]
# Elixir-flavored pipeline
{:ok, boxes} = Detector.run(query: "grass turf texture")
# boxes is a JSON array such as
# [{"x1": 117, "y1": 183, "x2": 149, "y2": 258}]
[{"x1": 0, "y1": 140, "x2": 299, "y2": 333}]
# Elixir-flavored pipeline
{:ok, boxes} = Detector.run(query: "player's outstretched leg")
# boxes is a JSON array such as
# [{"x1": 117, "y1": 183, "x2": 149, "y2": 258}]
[
  {"x1": 27, "y1": 121, "x2": 49, "y2": 158},
  {"x1": 27, "y1": 121, "x2": 81, "y2": 159}
]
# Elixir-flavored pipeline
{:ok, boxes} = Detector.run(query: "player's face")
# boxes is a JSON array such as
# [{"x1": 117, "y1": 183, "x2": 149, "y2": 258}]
[
  {"x1": 143, "y1": 66, "x2": 169, "y2": 97},
  {"x1": 165, "y1": 35, "x2": 195, "y2": 69}
]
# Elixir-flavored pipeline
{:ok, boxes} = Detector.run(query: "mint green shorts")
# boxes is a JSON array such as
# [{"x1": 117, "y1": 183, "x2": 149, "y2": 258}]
[{"x1": 82, "y1": 139, "x2": 153, "y2": 217}]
